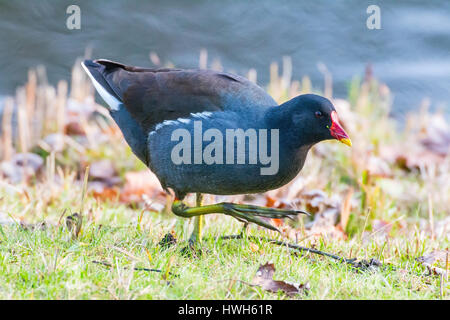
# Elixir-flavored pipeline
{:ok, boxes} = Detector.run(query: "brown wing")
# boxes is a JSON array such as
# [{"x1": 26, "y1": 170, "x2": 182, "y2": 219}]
[{"x1": 86, "y1": 59, "x2": 277, "y2": 134}]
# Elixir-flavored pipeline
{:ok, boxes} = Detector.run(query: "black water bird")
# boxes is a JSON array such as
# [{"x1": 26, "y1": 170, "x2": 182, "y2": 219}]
[{"x1": 82, "y1": 59, "x2": 351, "y2": 242}]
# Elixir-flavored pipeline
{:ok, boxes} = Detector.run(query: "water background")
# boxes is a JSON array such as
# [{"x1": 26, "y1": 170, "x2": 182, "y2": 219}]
[{"x1": 0, "y1": 0, "x2": 449, "y2": 119}]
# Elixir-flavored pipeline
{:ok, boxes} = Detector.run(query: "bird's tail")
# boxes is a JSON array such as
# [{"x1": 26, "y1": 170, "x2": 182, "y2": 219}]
[{"x1": 81, "y1": 59, "x2": 123, "y2": 111}]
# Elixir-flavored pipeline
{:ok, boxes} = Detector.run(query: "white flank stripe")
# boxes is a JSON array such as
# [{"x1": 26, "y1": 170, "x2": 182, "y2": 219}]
[
  {"x1": 177, "y1": 118, "x2": 191, "y2": 124},
  {"x1": 81, "y1": 62, "x2": 121, "y2": 111},
  {"x1": 191, "y1": 111, "x2": 213, "y2": 119},
  {"x1": 149, "y1": 112, "x2": 212, "y2": 136},
  {"x1": 154, "y1": 120, "x2": 178, "y2": 131}
]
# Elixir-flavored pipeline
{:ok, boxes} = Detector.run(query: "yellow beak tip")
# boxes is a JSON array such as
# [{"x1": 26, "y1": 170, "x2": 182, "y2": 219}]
[{"x1": 340, "y1": 138, "x2": 352, "y2": 147}]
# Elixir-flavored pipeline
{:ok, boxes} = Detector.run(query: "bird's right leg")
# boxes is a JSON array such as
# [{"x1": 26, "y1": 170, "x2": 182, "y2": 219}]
[{"x1": 172, "y1": 199, "x2": 308, "y2": 232}]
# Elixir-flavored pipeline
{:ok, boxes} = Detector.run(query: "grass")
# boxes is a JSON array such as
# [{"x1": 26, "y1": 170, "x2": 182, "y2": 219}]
[
  {"x1": 0, "y1": 209, "x2": 445, "y2": 299},
  {"x1": 0, "y1": 165, "x2": 447, "y2": 299},
  {"x1": 0, "y1": 55, "x2": 449, "y2": 299}
]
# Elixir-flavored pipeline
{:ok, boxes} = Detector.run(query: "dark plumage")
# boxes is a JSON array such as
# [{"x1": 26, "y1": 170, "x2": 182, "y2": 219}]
[{"x1": 82, "y1": 59, "x2": 351, "y2": 237}]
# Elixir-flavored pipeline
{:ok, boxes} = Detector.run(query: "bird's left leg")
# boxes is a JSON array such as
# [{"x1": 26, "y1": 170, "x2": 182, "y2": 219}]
[{"x1": 189, "y1": 193, "x2": 204, "y2": 243}]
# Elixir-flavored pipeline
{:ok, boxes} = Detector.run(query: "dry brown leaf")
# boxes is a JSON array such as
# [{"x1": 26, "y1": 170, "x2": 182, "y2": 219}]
[
  {"x1": 417, "y1": 250, "x2": 449, "y2": 265},
  {"x1": 417, "y1": 250, "x2": 449, "y2": 277},
  {"x1": 419, "y1": 113, "x2": 450, "y2": 156},
  {"x1": 265, "y1": 195, "x2": 277, "y2": 208},
  {"x1": 65, "y1": 117, "x2": 86, "y2": 136},
  {"x1": 0, "y1": 153, "x2": 44, "y2": 184},
  {"x1": 42, "y1": 133, "x2": 66, "y2": 153},
  {"x1": 89, "y1": 182, "x2": 120, "y2": 202},
  {"x1": 379, "y1": 112, "x2": 449, "y2": 171},
  {"x1": 89, "y1": 160, "x2": 117, "y2": 181},
  {"x1": 120, "y1": 170, "x2": 163, "y2": 204},
  {"x1": 252, "y1": 262, "x2": 309, "y2": 297}
]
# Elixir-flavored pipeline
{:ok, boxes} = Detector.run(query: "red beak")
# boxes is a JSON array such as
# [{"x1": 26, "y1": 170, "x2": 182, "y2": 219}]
[{"x1": 329, "y1": 111, "x2": 352, "y2": 147}]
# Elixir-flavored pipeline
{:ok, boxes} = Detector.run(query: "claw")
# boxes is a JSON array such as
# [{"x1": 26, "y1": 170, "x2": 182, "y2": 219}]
[
  {"x1": 226, "y1": 207, "x2": 281, "y2": 232},
  {"x1": 295, "y1": 209, "x2": 311, "y2": 216}
]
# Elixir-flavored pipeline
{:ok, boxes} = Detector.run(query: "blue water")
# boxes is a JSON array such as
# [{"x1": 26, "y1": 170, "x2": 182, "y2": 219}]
[{"x1": 0, "y1": 0, "x2": 449, "y2": 119}]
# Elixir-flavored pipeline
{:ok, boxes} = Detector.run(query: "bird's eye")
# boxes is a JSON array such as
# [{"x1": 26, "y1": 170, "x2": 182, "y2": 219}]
[{"x1": 315, "y1": 111, "x2": 323, "y2": 118}]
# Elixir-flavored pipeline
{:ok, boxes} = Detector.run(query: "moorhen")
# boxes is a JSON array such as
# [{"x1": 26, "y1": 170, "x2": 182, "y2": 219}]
[{"x1": 82, "y1": 59, "x2": 351, "y2": 243}]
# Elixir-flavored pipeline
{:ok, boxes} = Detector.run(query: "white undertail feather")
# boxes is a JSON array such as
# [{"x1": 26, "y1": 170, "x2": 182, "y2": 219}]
[{"x1": 81, "y1": 62, "x2": 121, "y2": 111}]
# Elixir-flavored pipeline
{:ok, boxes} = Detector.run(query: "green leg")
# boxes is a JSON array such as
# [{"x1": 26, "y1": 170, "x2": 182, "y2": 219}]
[
  {"x1": 189, "y1": 193, "x2": 204, "y2": 243},
  {"x1": 172, "y1": 197, "x2": 309, "y2": 234}
]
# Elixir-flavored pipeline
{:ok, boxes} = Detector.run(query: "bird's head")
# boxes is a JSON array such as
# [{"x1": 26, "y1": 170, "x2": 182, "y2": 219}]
[{"x1": 278, "y1": 94, "x2": 352, "y2": 148}]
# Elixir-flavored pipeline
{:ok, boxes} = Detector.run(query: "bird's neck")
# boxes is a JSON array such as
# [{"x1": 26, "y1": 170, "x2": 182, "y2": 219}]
[
  {"x1": 263, "y1": 105, "x2": 314, "y2": 181},
  {"x1": 263, "y1": 104, "x2": 314, "y2": 150}
]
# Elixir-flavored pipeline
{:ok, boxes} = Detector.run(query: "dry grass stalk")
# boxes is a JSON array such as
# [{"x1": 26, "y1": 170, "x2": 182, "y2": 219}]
[
  {"x1": 428, "y1": 193, "x2": 435, "y2": 240},
  {"x1": 44, "y1": 86, "x2": 56, "y2": 135},
  {"x1": 281, "y1": 56, "x2": 292, "y2": 90},
  {"x1": 16, "y1": 87, "x2": 30, "y2": 153},
  {"x1": 247, "y1": 68, "x2": 257, "y2": 84},
  {"x1": 301, "y1": 76, "x2": 311, "y2": 94},
  {"x1": 199, "y1": 49, "x2": 208, "y2": 70},
  {"x1": 80, "y1": 165, "x2": 90, "y2": 216},
  {"x1": 1, "y1": 97, "x2": 14, "y2": 161},
  {"x1": 340, "y1": 188, "x2": 354, "y2": 231},
  {"x1": 56, "y1": 80, "x2": 68, "y2": 134},
  {"x1": 269, "y1": 62, "x2": 280, "y2": 99},
  {"x1": 25, "y1": 70, "x2": 37, "y2": 128},
  {"x1": 70, "y1": 59, "x2": 90, "y2": 102},
  {"x1": 149, "y1": 51, "x2": 161, "y2": 66}
]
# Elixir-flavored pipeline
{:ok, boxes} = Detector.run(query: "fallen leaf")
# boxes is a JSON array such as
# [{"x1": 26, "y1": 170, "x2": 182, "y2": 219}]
[
  {"x1": 89, "y1": 160, "x2": 117, "y2": 181},
  {"x1": 120, "y1": 170, "x2": 163, "y2": 204},
  {"x1": 416, "y1": 250, "x2": 449, "y2": 277},
  {"x1": 0, "y1": 153, "x2": 44, "y2": 184},
  {"x1": 42, "y1": 133, "x2": 66, "y2": 153},
  {"x1": 301, "y1": 189, "x2": 328, "y2": 214},
  {"x1": 420, "y1": 113, "x2": 450, "y2": 156},
  {"x1": 89, "y1": 182, "x2": 119, "y2": 202},
  {"x1": 252, "y1": 262, "x2": 309, "y2": 297},
  {"x1": 265, "y1": 195, "x2": 286, "y2": 227},
  {"x1": 84, "y1": 160, "x2": 121, "y2": 202},
  {"x1": 380, "y1": 112, "x2": 449, "y2": 171},
  {"x1": 417, "y1": 250, "x2": 449, "y2": 265},
  {"x1": 65, "y1": 117, "x2": 86, "y2": 136}
]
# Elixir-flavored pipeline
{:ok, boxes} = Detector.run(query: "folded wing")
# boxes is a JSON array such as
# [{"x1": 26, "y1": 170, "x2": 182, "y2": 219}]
[{"x1": 82, "y1": 59, "x2": 277, "y2": 135}]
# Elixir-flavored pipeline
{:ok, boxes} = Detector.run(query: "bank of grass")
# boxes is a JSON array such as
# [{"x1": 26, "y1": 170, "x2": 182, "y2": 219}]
[
  {"x1": 0, "y1": 150, "x2": 447, "y2": 299},
  {"x1": 0, "y1": 204, "x2": 445, "y2": 299},
  {"x1": 0, "y1": 56, "x2": 449, "y2": 299}
]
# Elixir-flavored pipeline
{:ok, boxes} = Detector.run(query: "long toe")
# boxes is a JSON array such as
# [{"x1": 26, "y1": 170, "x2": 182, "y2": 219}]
[
  {"x1": 232, "y1": 205, "x2": 301, "y2": 219},
  {"x1": 226, "y1": 208, "x2": 280, "y2": 232}
]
